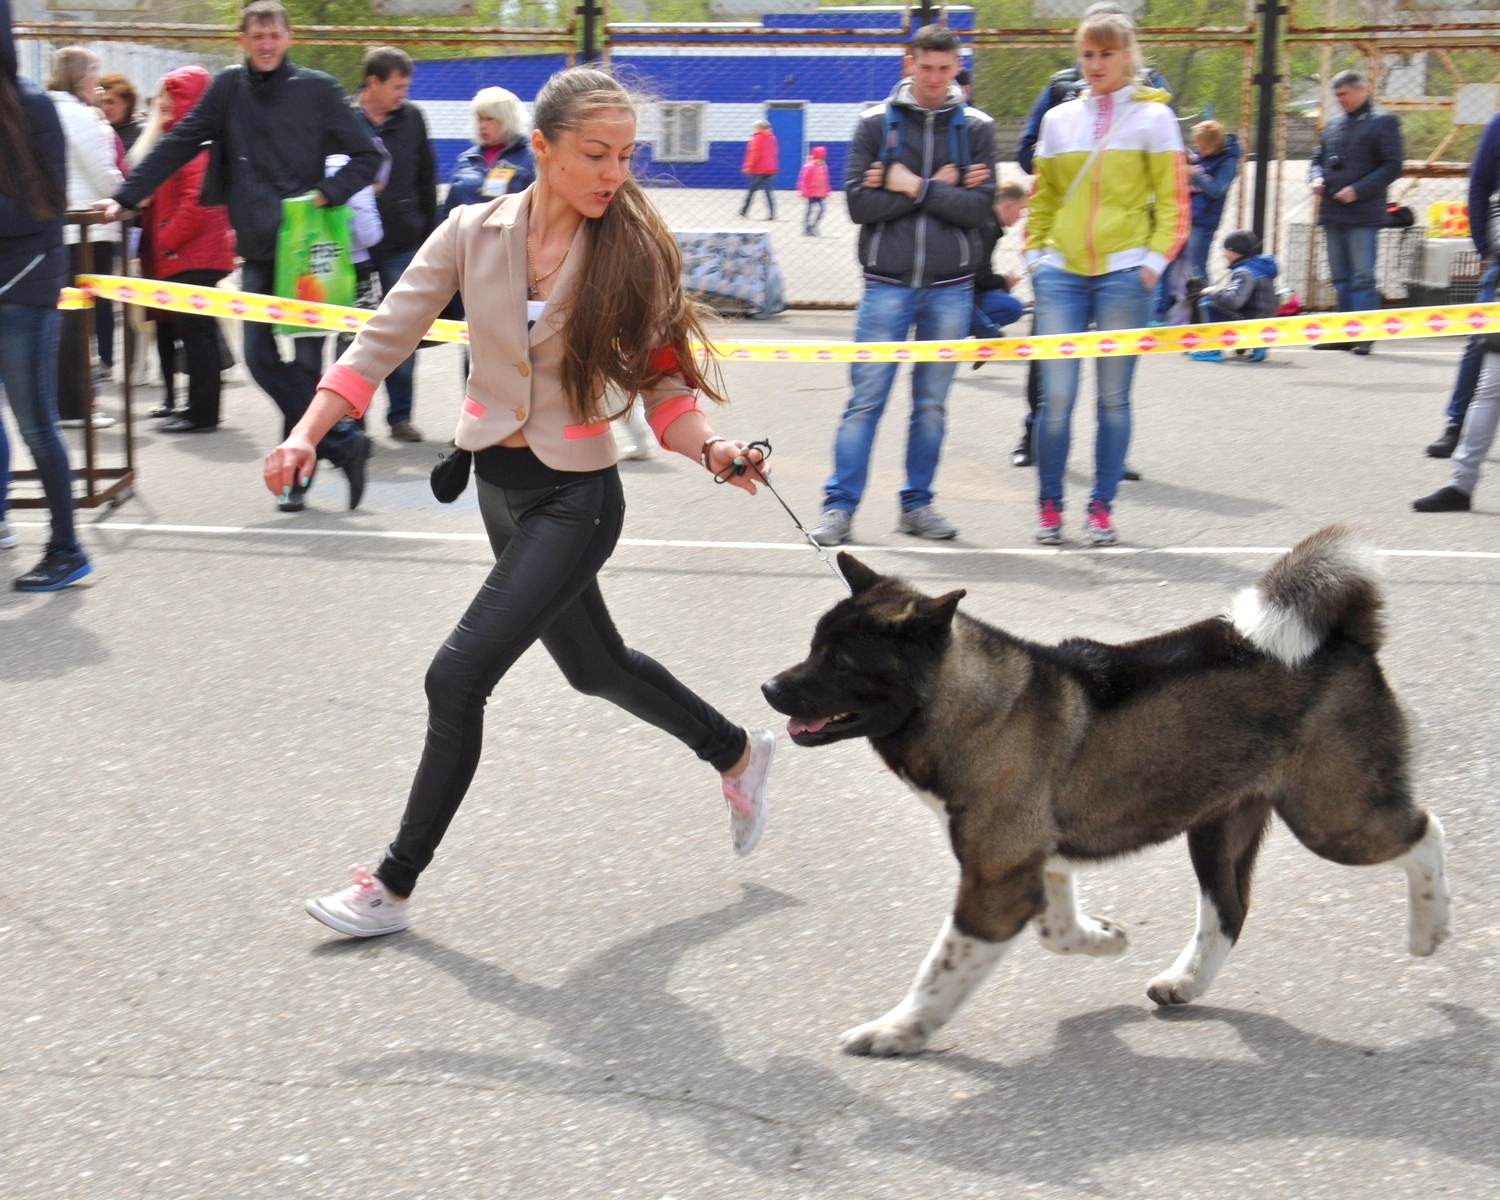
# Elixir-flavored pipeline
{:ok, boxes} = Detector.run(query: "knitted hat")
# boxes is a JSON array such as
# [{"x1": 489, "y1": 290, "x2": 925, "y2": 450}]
[
  {"x1": 811, "y1": 145, "x2": 826, "y2": 159},
  {"x1": 1223, "y1": 229, "x2": 1262, "y2": 257}
]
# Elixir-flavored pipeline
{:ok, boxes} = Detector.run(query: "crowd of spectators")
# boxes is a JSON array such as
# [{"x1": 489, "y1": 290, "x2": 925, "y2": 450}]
[{"x1": 3, "y1": 0, "x2": 1500, "y2": 595}]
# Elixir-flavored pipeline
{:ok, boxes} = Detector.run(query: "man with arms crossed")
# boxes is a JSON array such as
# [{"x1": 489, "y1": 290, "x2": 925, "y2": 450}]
[{"x1": 810, "y1": 24, "x2": 996, "y2": 546}]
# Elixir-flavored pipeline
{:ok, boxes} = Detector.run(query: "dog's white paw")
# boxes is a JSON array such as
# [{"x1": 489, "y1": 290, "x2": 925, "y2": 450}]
[
  {"x1": 1409, "y1": 893, "x2": 1451, "y2": 957},
  {"x1": 1038, "y1": 914, "x2": 1128, "y2": 957},
  {"x1": 1146, "y1": 969, "x2": 1205, "y2": 1007},
  {"x1": 839, "y1": 1015, "x2": 933, "y2": 1057}
]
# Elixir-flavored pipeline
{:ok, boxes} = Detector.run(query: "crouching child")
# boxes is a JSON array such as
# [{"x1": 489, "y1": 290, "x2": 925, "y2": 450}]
[{"x1": 1188, "y1": 229, "x2": 1279, "y2": 362}]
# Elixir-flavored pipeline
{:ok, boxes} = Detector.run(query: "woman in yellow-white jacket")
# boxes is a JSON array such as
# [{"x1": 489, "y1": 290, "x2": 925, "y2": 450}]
[{"x1": 1024, "y1": 10, "x2": 1187, "y2": 546}]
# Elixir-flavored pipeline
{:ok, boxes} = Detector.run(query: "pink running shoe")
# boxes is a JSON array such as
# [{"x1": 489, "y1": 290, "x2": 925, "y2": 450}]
[
  {"x1": 304, "y1": 864, "x2": 409, "y2": 937},
  {"x1": 722, "y1": 727, "x2": 775, "y2": 857},
  {"x1": 1034, "y1": 499, "x2": 1063, "y2": 545},
  {"x1": 1085, "y1": 499, "x2": 1118, "y2": 546}
]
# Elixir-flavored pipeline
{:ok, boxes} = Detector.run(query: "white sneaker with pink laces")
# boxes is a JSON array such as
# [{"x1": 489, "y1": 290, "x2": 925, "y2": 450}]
[
  {"x1": 304, "y1": 864, "x2": 409, "y2": 937},
  {"x1": 722, "y1": 727, "x2": 775, "y2": 857}
]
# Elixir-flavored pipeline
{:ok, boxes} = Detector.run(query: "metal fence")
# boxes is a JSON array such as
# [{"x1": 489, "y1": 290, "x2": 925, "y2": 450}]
[{"x1": 12, "y1": 1, "x2": 1496, "y2": 310}]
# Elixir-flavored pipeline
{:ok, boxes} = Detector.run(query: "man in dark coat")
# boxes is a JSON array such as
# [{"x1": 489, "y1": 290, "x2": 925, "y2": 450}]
[
  {"x1": 351, "y1": 45, "x2": 436, "y2": 443},
  {"x1": 1308, "y1": 69, "x2": 1404, "y2": 355},
  {"x1": 100, "y1": 0, "x2": 382, "y2": 510}
]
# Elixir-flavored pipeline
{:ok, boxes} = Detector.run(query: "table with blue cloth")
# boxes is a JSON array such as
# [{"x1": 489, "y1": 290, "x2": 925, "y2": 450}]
[{"x1": 671, "y1": 229, "x2": 787, "y2": 320}]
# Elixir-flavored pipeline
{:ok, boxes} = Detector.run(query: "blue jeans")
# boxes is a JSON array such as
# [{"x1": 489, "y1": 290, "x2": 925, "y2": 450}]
[
  {"x1": 1152, "y1": 225, "x2": 1215, "y2": 319},
  {"x1": 0, "y1": 304, "x2": 77, "y2": 551},
  {"x1": 741, "y1": 175, "x2": 775, "y2": 219},
  {"x1": 373, "y1": 249, "x2": 417, "y2": 426},
  {"x1": 803, "y1": 197, "x2": 824, "y2": 234},
  {"x1": 240, "y1": 259, "x2": 364, "y2": 467},
  {"x1": 1446, "y1": 260, "x2": 1500, "y2": 423},
  {"x1": 1033, "y1": 263, "x2": 1152, "y2": 509},
  {"x1": 1323, "y1": 224, "x2": 1380, "y2": 314},
  {"x1": 824, "y1": 280, "x2": 973, "y2": 514},
  {"x1": 970, "y1": 288, "x2": 1025, "y2": 338}
]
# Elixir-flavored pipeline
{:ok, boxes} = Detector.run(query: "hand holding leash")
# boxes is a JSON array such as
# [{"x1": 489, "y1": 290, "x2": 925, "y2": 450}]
[
  {"x1": 703, "y1": 438, "x2": 764, "y2": 494},
  {"x1": 714, "y1": 439, "x2": 851, "y2": 593}
]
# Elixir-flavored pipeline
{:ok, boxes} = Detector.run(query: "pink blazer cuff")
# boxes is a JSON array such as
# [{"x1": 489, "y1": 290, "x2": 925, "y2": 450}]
[
  {"x1": 318, "y1": 364, "x2": 376, "y2": 418},
  {"x1": 647, "y1": 393, "x2": 702, "y2": 448}
]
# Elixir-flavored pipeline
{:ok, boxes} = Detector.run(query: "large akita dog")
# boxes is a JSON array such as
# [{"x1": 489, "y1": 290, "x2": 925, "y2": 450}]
[{"x1": 762, "y1": 527, "x2": 1451, "y2": 1056}]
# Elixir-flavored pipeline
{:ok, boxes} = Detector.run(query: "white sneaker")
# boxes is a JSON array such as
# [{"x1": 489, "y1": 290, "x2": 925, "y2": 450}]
[
  {"x1": 722, "y1": 727, "x2": 775, "y2": 857},
  {"x1": 0, "y1": 521, "x2": 16, "y2": 549},
  {"x1": 304, "y1": 864, "x2": 409, "y2": 937}
]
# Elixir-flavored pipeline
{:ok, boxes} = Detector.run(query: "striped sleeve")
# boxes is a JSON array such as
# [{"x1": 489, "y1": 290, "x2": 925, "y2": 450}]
[{"x1": 1145, "y1": 110, "x2": 1189, "y2": 274}]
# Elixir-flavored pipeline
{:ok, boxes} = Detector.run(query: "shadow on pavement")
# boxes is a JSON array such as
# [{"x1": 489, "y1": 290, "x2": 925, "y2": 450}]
[
  {"x1": 0, "y1": 590, "x2": 109, "y2": 681},
  {"x1": 325, "y1": 883, "x2": 1499, "y2": 1185}
]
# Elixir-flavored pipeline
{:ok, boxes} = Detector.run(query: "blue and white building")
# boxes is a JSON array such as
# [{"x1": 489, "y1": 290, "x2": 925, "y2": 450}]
[{"x1": 410, "y1": 6, "x2": 975, "y2": 188}]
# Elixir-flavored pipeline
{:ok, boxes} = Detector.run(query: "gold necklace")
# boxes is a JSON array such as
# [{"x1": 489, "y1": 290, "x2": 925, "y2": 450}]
[{"x1": 526, "y1": 231, "x2": 567, "y2": 298}]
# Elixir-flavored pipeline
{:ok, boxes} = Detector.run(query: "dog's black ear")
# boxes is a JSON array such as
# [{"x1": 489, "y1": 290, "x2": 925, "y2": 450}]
[
  {"x1": 837, "y1": 552, "x2": 882, "y2": 595},
  {"x1": 913, "y1": 589, "x2": 966, "y2": 629}
]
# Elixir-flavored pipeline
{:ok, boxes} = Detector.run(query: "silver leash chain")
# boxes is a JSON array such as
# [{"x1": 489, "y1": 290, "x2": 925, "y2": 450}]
[{"x1": 713, "y1": 438, "x2": 852, "y2": 594}]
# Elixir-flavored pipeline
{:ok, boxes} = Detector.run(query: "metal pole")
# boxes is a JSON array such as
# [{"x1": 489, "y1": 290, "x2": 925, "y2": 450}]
[
  {"x1": 581, "y1": 0, "x2": 598, "y2": 62},
  {"x1": 918, "y1": 1, "x2": 933, "y2": 29},
  {"x1": 1251, "y1": 0, "x2": 1283, "y2": 240}
]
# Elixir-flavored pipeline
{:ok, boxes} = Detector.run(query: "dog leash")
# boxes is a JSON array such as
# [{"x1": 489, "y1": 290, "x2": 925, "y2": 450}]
[{"x1": 713, "y1": 439, "x2": 852, "y2": 594}]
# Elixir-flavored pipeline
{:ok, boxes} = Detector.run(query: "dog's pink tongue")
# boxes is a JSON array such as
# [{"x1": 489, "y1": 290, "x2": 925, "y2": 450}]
[{"x1": 788, "y1": 716, "x2": 830, "y2": 736}]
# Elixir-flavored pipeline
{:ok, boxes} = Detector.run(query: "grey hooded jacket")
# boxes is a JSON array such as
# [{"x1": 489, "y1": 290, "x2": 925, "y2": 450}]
[{"x1": 844, "y1": 80, "x2": 998, "y2": 289}]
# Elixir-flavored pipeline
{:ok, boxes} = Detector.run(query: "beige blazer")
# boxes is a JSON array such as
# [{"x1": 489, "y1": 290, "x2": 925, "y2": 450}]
[{"x1": 319, "y1": 188, "x2": 699, "y2": 469}]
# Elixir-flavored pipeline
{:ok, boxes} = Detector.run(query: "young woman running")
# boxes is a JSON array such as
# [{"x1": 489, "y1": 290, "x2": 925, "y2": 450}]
[
  {"x1": 267, "y1": 67, "x2": 776, "y2": 937},
  {"x1": 1024, "y1": 10, "x2": 1186, "y2": 546}
]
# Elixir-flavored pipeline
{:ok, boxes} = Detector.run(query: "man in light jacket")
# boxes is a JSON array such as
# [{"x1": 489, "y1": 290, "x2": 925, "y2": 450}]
[{"x1": 100, "y1": 0, "x2": 382, "y2": 511}]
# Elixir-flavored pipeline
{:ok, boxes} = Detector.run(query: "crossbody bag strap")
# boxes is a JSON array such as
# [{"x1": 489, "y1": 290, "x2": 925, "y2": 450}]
[
  {"x1": 1058, "y1": 100, "x2": 1142, "y2": 213},
  {"x1": 0, "y1": 254, "x2": 45, "y2": 301}
]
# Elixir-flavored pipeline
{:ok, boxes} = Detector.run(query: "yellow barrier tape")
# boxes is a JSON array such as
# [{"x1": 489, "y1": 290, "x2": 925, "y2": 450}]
[
  {"x1": 58, "y1": 287, "x2": 92, "y2": 310},
  {"x1": 75, "y1": 275, "x2": 1500, "y2": 364}
]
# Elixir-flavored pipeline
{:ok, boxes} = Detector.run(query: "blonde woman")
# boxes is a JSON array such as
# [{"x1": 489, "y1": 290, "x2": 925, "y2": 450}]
[
  {"x1": 441, "y1": 85, "x2": 534, "y2": 217},
  {"x1": 269, "y1": 67, "x2": 776, "y2": 937},
  {"x1": 1024, "y1": 10, "x2": 1186, "y2": 545},
  {"x1": 47, "y1": 46, "x2": 122, "y2": 403}
]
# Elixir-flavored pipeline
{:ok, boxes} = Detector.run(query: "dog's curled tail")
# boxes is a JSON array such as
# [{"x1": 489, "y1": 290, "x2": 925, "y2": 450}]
[{"x1": 1231, "y1": 524, "x2": 1383, "y2": 667}]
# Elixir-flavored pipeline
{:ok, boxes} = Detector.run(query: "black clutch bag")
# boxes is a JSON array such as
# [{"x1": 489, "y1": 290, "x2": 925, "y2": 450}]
[{"x1": 430, "y1": 445, "x2": 472, "y2": 503}]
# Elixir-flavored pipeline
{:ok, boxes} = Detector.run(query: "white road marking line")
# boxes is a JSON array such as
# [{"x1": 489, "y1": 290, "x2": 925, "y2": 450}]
[{"x1": 13, "y1": 520, "x2": 1500, "y2": 560}]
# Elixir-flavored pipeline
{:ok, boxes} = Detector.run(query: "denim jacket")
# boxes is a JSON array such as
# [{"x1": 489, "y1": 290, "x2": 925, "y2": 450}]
[{"x1": 441, "y1": 138, "x2": 536, "y2": 220}]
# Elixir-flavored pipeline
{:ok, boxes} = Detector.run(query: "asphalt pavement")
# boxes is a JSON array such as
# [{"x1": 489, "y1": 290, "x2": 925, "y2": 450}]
[{"x1": 3, "y1": 313, "x2": 1499, "y2": 1198}]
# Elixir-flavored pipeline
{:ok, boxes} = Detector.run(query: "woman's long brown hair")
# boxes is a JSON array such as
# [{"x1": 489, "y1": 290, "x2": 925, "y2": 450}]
[
  {"x1": 0, "y1": 73, "x2": 65, "y2": 221},
  {"x1": 531, "y1": 67, "x2": 727, "y2": 424}
]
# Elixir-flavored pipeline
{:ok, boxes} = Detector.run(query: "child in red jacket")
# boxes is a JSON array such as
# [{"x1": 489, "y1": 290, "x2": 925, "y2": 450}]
[{"x1": 797, "y1": 145, "x2": 831, "y2": 235}]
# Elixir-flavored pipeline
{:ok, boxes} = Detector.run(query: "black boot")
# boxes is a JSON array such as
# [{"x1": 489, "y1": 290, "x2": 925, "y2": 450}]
[
  {"x1": 1412, "y1": 486, "x2": 1472, "y2": 512},
  {"x1": 1426, "y1": 421, "x2": 1462, "y2": 459},
  {"x1": 344, "y1": 431, "x2": 373, "y2": 510},
  {"x1": 1011, "y1": 428, "x2": 1032, "y2": 467}
]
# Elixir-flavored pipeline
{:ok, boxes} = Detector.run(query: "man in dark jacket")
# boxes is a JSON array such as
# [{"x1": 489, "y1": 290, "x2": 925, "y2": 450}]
[
  {"x1": 101, "y1": 0, "x2": 382, "y2": 511},
  {"x1": 809, "y1": 23, "x2": 996, "y2": 546},
  {"x1": 1423, "y1": 110, "x2": 1500, "y2": 458},
  {"x1": 1309, "y1": 69, "x2": 1404, "y2": 355},
  {"x1": 352, "y1": 46, "x2": 436, "y2": 443}
]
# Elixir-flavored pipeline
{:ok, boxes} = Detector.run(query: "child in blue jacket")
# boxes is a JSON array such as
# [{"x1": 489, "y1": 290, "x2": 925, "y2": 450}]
[{"x1": 1188, "y1": 229, "x2": 1279, "y2": 362}]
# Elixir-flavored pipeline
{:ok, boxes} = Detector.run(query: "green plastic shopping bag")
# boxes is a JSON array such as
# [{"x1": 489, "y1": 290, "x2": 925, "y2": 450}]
[{"x1": 272, "y1": 192, "x2": 356, "y2": 336}]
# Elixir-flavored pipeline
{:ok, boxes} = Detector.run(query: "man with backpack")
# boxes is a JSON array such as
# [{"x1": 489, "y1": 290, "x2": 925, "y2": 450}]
[{"x1": 809, "y1": 23, "x2": 997, "y2": 545}]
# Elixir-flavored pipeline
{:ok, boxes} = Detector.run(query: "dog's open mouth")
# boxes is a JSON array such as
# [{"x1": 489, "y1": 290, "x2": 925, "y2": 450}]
[{"x1": 786, "y1": 713, "x2": 859, "y2": 740}]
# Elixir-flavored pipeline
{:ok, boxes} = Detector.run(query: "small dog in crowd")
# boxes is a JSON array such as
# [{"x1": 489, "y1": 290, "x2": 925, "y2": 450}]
[{"x1": 763, "y1": 526, "x2": 1451, "y2": 1056}]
